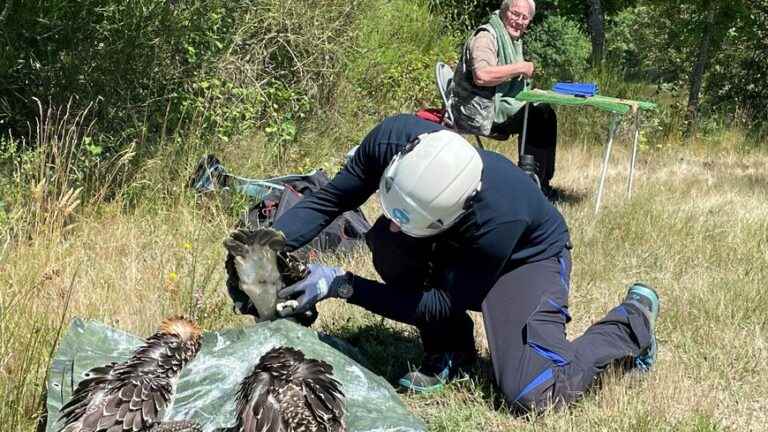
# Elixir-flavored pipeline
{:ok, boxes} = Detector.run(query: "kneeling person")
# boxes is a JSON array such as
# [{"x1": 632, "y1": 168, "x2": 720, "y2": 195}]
[{"x1": 268, "y1": 114, "x2": 660, "y2": 412}]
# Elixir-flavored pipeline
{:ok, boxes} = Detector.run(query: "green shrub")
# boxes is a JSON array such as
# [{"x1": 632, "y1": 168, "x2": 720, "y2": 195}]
[
  {"x1": 428, "y1": 0, "x2": 500, "y2": 31},
  {"x1": 703, "y1": 0, "x2": 768, "y2": 133},
  {"x1": 605, "y1": 6, "x2": 691, "y2": 83},
  {"x1": 346, "y1": 0, "x2": 461, "y2": 114},
  {"x1": 0, "y1": 0, "x2": 357, "y2": 148},
  {"x1": 524, "y1": 15, "x2": 591, "y2": 87}
]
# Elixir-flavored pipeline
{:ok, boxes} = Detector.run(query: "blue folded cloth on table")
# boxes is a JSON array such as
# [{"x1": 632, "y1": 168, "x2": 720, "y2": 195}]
[{"x1": 552, "y1": 82, "x2": 599, "y2": 97}]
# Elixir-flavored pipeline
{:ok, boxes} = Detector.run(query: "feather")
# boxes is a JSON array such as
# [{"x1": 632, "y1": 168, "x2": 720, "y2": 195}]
[
  {"x1": 117, "y1": 402, "x2": 130, "y2": 421},
  {"x1": 56, "y1": 317, "x2": 202, "y2": 432},
  {"x1": 122, "y1": 410, "x2": 136, "y2": 431},
  {"x1": 232, "y1": 347, "x2": 346, "y2": 432},
  {"x1": 131, "y1": 409, "x2": 143, "y2": 431},
  {"x1": 96, "y1": 414, "x2": 117, "y2": 432},
  {"x1": 147, "y1": 421, "x2": 204, "y2": 432},
  {"x1": 142, "y1": 397, "x2": 157, "y2": 423},
  {"x1": 236, "y1": 371, "x2": 284, "y2": 432}
]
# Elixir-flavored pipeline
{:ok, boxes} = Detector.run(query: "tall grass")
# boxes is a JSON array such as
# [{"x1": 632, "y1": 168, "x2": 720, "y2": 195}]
[
  {"x1": 2, "y1": 111, "x2": 765, "y2": 430},
  {"x1": 1, "y1": 0, "x2": 765, "y2": 430}
]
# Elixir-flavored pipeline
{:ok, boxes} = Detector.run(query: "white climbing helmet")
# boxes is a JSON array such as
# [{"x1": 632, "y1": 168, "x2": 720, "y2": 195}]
[{"x1": 379, "y1": 130, "x2": 483, "y2": 237}]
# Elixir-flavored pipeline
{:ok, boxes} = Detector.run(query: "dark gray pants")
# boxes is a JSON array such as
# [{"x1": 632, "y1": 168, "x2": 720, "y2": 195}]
[
  {"x1": 364, "y1": 216, "x2": 652, "y2": 412},
  {"x1": 491, "y1": 103, "x2": 558, "y2": 187},
  {"x1": 482, "y1": 250, "x2": 651, "y2": 411}
]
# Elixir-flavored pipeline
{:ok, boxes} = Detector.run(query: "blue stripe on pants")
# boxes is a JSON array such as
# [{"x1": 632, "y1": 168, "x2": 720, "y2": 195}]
[{"x1": 514, "y1": 368, "x2": 553, "y2": 401}]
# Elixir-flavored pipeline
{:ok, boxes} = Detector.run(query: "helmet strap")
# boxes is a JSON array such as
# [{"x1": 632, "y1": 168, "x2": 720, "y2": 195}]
[{"x1": 462, "y1": 182, "x2": 482, "y2": 211}]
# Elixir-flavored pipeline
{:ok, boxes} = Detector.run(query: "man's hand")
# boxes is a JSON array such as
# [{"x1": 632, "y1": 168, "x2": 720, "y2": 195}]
[
  {"x1": 277, "y1": 264, "x2": 345, "y2": 314},
  {"x1": 518, "y1": 61, "x2": 535, "y2": 79}
]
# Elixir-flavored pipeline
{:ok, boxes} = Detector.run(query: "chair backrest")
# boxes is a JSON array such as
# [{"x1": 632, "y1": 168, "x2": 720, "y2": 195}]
[
  {"x1": 435, "y1": 62, "x2": 455, "y2": 124},
  {"x1": 433, "y1": 61, "x2": 509, "y2": 146}
]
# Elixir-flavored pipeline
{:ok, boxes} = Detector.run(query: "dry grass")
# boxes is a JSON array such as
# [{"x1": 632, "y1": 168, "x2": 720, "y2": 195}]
[{"x1": 1, "y1": 128, "x2": 766, "y2": 431}]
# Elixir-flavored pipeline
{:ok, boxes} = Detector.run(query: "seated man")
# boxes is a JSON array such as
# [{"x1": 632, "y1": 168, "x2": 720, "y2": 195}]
[
  {"x1": 450, "y1": 0, "x2": 559, "y2": 199},
  {"x1": 272, "y1": 113, "x2": 660, "y2": 413}
]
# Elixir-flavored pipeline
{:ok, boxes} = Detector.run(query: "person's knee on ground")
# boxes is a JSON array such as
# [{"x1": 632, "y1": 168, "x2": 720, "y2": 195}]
[
  {"x1": 496, "y1": 296, "x2": 592, "y2": 413},
  {"x1": 503, "y1": 362, "x2": 592, "y2": 414},
  {"x1": 506, "y1": 283, "x2": 662, "y2": 414}
]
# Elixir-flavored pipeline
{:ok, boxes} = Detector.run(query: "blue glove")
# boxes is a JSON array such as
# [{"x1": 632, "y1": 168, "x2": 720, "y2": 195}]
[{"x1": 277, "y1": 264, "x2": 345, "y2": 313}]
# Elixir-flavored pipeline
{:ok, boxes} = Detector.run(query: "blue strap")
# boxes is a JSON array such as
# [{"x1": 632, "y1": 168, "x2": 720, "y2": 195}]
[
  {"x1": 547, "y1": 298, "x2": 571, "y2": 322},
  {"x1": 529, "y1": 342, "x2": 570, "y2": 367},
  {"x1": 557, "y1": 256, "x2": 569, "y2": 293}
]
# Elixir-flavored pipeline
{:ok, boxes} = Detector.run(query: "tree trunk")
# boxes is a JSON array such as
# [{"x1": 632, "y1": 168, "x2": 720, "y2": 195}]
[
  {"x1": 685, "y1": 6, "x2": 717, "y2": 138},
  {"x1": 586, "y1": 0, "x2": 605, "y2": 66}
]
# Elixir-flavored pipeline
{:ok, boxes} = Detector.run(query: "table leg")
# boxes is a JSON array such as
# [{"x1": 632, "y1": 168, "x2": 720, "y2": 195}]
[
  {"x1": 627, "y1": 111, "x2": 641, "y2": 198},
  {"x1": 595, "y1": 113, "x2": 621, "y2": 214},
  {"x1": 520, "y1": 103, "x2": 530, "y2": 156}
]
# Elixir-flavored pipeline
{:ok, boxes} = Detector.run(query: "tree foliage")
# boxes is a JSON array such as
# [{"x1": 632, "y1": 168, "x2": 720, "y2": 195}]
[
  {"x1": 0, "y1": 0, "x2": 764, "y2": 149},
  {"x1": 525, "y1": 15, "x2": 591, "y2": 86},
  {"x1": 703, "y1": 0, "x2": 768, "y2": 128},
  {"x1": 0, "y1": 0, "x2": 358, "y2": 146}
]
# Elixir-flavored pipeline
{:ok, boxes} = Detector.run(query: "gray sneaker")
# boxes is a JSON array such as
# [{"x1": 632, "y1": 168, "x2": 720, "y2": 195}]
[
  {"x1": 623, "y1": 282, "x2": 660, "y2": 371},
  {"x1": 398, "y1": 351, "x2": 475, "y2": 393}
]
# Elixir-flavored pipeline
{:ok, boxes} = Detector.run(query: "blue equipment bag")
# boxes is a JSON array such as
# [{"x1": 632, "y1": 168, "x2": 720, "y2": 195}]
[{"x1": 552, "y1": 82, "x2": 599, "y2": 97}]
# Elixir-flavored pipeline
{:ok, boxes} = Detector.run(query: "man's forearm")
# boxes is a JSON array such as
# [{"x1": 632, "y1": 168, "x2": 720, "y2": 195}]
[
  {"x1": 346, "y1": 274, "x2": 453, "y2": 326},
  {"x1": 473, "y1": 63, "x2": 529, "y2": 87}
]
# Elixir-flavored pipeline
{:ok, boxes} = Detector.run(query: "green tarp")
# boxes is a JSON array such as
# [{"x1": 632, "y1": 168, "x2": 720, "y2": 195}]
[
  {"x1": 515, "y1": 89, "x2": 656, "y2": 115},
  {"x1": 46, "y1": 318, "x2": 426, "y2": 432}
]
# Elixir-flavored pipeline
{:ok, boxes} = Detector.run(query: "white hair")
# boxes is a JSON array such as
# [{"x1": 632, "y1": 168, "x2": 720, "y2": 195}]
[{"x1": 501, "y1": 0, "x2": 535, "y2": 18}]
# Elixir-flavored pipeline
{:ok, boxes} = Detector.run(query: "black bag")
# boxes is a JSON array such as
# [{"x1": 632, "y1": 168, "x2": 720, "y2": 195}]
[{"x1": 189, "y1": 154, "x2": 371, "y2": 257}]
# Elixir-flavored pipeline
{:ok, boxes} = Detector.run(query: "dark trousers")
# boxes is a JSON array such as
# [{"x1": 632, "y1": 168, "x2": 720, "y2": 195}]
[
  {"x1": 481, "y1": 250, "x2": 651, "y2": 411},
  {"x1": 491, "y1": 103, "x2": 558, "y2": 187},
  {"x1": 362, "y1": 216, "x2": 652, "y2": 412}
]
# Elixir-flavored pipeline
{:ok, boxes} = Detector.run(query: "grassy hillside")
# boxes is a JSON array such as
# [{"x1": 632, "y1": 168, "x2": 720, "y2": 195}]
[
  {"x1": 1, "y1": 0, "x2": 766, "y2": 430},
  {"x1": 1, "y1": 116, "x2": 766, "y2": 430}
]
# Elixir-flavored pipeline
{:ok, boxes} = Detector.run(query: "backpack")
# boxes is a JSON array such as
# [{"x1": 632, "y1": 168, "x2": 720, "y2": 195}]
[{"x1": 189, "y1": 154, "x2": 371, "y2": 258}]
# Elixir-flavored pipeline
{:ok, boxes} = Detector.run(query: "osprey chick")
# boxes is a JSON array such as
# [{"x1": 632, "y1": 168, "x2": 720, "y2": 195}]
[
  {"x1": 224, "y1": 228, "x2": 316, "y2": 325},
  {"x1": 57, "y1": 316, "x2": 203, "y2": 432},
  {"x1": 228, "y1": 347, "x2": 346, "y2": 432}
]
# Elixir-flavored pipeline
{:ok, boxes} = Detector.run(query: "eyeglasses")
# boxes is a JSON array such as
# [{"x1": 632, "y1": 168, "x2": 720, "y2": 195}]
[{"x1": 505, "y1": 8, "x2": 530, "y2": 23}]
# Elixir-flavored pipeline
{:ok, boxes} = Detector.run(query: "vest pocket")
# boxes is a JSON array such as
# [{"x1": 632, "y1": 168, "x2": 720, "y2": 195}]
[{"x1": 455, "y1": 95, "x2": 495, "y2": 136}]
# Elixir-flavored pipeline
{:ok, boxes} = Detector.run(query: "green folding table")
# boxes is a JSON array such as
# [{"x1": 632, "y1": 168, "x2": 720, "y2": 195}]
[{"x1": 515, "y1": 89, "x2": 656, "y2": 213}]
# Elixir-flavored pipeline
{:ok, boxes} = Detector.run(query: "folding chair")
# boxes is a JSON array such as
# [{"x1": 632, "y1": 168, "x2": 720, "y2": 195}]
[
  {"x1": 435, "y1": 62, "x2": 456, "y2": 128},
  {"x1": 434, "y1": 62, "x2": 539, "y2": 187}
]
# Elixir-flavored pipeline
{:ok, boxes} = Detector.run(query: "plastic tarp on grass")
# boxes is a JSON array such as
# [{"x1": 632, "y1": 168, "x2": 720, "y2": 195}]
[
  {"x1": 515, "y1": 89, "x2": 656, "y2": 114},
  {"x1": 45, "y1": 318, "x2": 426, "y2": 432}
]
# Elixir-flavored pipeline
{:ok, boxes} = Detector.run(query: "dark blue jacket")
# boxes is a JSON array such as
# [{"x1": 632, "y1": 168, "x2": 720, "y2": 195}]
[{"x1": 274, "y1": 114, "x2": 570, "y2": 319}]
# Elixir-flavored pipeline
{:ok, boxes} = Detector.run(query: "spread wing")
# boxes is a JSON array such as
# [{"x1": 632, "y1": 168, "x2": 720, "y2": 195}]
[
  {"x1": 235, "y1": 370, "x2": 286, "y2": 432},
  {"x1": 58, "y1": 363, "x2": 173, "y2": 432},
  {"x1": 58, "y1": 363, "x2": 117, "y2": 430},
  {"x1": 295, "y1": 360, "x2": 346, "y2": 431}
]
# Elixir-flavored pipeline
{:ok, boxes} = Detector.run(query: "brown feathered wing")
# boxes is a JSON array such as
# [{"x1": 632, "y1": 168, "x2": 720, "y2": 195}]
[
  {"x1": 232, "y1": 347, "x2": 346, "y2": 432},
  {"x1": 57, "y1": 329, "x2": 200, "y2": 432}
]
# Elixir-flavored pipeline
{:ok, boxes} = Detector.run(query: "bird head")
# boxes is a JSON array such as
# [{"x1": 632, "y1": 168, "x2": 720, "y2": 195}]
[{"x1": 158, "y1": 315, "x2": 203, "y2": 363}]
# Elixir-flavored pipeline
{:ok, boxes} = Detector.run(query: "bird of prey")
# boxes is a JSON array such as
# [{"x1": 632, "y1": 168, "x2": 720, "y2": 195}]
[
  {"x1": 57, "y1": 316, "x2": 204, "y2": 432},
  {"x1": 224, "y1": 346, "x2": 346, "y2": 432},
  {"x1": 224, "y1": 227, "x2": 317, "y2": 326}
]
